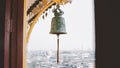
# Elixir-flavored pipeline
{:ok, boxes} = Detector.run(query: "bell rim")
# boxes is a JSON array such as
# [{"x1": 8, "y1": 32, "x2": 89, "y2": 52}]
[{"x1": 49, "y1": 32, "x2": 67, "y2": 34}]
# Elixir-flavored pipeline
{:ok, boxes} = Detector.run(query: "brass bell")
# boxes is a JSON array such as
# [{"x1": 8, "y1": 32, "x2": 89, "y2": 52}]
[
  {"x1": 49, "y1": 5, "x2": 67, "y2": 64},
  {"x1": 50, "y1": 5, "x2": 67, "y2": 34}
]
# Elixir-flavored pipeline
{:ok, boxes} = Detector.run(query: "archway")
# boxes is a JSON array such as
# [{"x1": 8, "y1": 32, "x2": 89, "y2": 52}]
[{"x1": 27, "y1": 0, "x2": 95, "y2": 68}]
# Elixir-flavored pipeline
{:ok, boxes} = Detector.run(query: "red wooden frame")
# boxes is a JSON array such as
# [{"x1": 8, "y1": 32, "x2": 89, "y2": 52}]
[
  {"x1": 4, "y1": 0, "x2": 24, "y2": 68},
  {"x1": 4, "y1": 0, "x2": 11, "y2": 68},
  {"x1": 17, "y1": 0, "x2": 24, "y2": 68}
]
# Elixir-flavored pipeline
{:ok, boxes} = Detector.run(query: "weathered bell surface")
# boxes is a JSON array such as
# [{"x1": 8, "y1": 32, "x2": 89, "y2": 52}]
[{"x1": 50, "y1": 6, "x2": 67, "y2": 34}]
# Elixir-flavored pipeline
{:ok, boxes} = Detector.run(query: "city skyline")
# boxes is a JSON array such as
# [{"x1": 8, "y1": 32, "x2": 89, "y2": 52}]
[{"x1": 27, "y1": 50, "x2": 95, "y2": 68}]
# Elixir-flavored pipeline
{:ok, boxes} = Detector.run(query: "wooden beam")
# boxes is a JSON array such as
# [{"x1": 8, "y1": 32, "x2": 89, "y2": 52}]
[{"x1": 23, "y1": 0, "x2": 27, "y2": 68}]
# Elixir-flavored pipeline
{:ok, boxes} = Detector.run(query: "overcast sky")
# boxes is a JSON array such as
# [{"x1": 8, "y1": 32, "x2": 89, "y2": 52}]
[{"x1": 27, "y1": 0, "x2": 95, "y2": 51}]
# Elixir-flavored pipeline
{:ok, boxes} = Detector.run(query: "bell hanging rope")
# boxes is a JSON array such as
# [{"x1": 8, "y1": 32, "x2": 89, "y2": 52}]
[{"x1": 50, "y1": 5, "x2": 67, "y2": 64}]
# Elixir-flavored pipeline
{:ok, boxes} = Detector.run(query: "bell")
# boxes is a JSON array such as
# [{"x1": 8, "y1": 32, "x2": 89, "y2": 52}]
[
  {"x1": 49, "y1": 5, "x2": 67, "y2": 64},
  {"x1": 50, "y1": 5, "x2": 67, "y2": 34}
]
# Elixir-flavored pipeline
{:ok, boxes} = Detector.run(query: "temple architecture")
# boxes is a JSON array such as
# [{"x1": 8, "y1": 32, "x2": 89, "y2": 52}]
[{"x1": 0, "y1": 0, "x2": 119, "y2": 68}]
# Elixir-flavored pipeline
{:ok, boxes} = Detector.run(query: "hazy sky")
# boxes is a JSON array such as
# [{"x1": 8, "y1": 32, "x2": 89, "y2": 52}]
[{"x1": 27, "y1": 0, "x2": 95, "y2": 51}]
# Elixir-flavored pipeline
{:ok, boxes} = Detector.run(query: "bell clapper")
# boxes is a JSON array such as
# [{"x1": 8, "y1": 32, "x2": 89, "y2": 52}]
[{"x1": 57, "y1": 34, "x2": 60, "y2": 64}]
